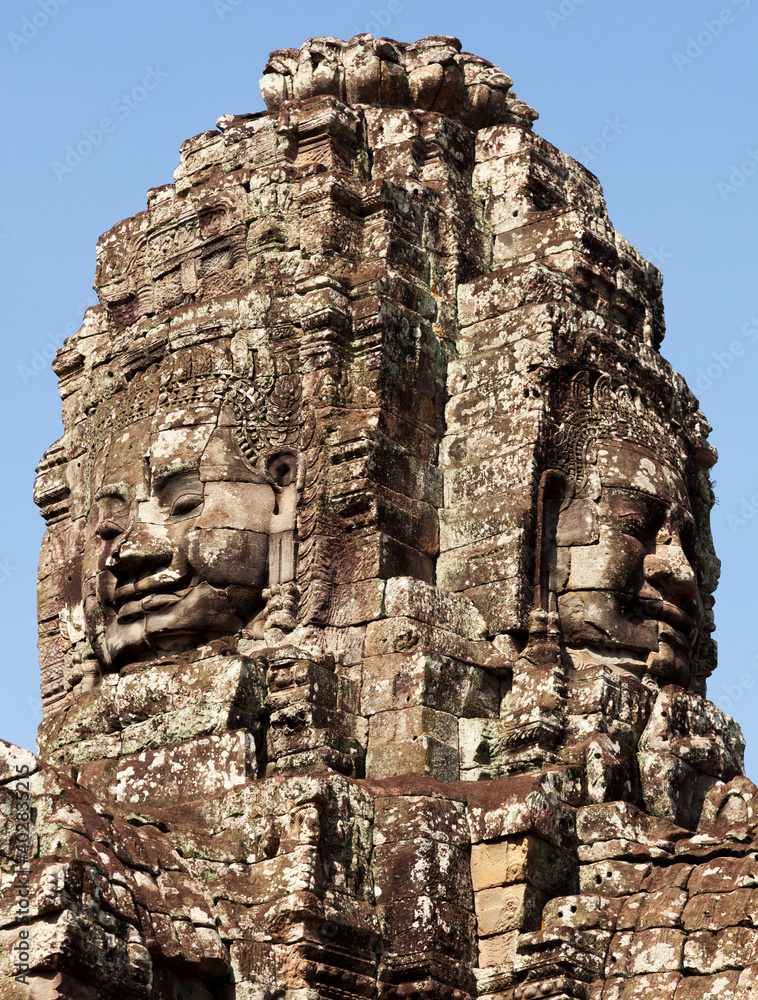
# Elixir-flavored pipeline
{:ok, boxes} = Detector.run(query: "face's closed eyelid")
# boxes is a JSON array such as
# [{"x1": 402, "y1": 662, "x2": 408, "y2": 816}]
[
  {"x1": 153, "y1": 469, "x2": 205, "y2": 513},
  {"x1": 169, "y1": 493, "x2": 204, "y2": 517},
  {"x1": 615, "y1": 516, "x2": 652, "y2": 541},
  {"x1": 152, "y1": 464, "x2": 201, "y2": 488},
  {"x1": 604, "y1": 494, "x2": 662, "y2": 534},
  {"x1": 96, "y1": 518, "x2": 126, "y2": 541},
  {"x1": 94, "y1": 493, "x2": 129, "y2": 513},
  {"x1": 94, "y1": 481, "x2": 130, "y2": 504},
  {"x1": 155, "y1": 469, "x2": 202, "y2": 493},
  {"x1": 620, "y1": 515, "x2": 648, "y2": 528}
]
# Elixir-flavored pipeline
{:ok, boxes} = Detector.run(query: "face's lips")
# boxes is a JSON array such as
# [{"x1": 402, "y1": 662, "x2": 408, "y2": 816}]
[
  {"x1": 638, "y1": 598, "x2": 694, "y2": 650},
  {"x1": 638, "y1": 598, "x2": 692, "y2": 633},
  {"x1": 113, "y1": 571, "x2": 193, "y2": 612},
  {"x1": 115, "y1": 592, "x2": 186, "y2": 624},
  {"x1": 141, "y1": 592, "x2": 183, "y2": 612}
]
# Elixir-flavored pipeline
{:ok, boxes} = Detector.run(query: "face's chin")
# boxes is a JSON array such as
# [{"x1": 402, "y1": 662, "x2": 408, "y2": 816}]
[
  {"x1": 100, "y1": 581, "x2": 258, "y2": 668},
  {"x1": 645, "y1": 621, "x2": 694, "y2": 687}
]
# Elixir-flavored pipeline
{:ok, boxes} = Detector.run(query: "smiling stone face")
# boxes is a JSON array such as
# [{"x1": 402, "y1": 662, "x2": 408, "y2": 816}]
[
  {"x1": 82, "y1": 405, "x2": 296, "y2": 670},
  {"x1": 549, "y1": 440, "x2": 702, "y2": 687}
]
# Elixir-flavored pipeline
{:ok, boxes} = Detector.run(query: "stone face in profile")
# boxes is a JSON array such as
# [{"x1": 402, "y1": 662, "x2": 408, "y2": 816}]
[
  {"x1": 552, "y1": 439, "x2": 701, "y2": 688},
  {"x1": 15, "y1": 34, "x2": 754, "y2": 1000},
  {"x1": 515, "y1": 363, "x2": 716, "y2": 695}
]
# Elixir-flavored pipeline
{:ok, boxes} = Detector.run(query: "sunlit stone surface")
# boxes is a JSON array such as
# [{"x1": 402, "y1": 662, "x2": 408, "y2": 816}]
[{"x1": 2, "y1": 34, "x2": 756, "y2": 1000}]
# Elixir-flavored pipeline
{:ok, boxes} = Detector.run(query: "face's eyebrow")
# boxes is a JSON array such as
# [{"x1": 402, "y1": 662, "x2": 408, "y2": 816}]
[
  {"x1": 606, "y1": 488, "x2": 666, "y2": 508},
  {"x1": 94, "y1": 482, "x2": 129, "y2": 503},
  {"x1": 151, "y1": 463, "x2": 201, "y2": 490}
]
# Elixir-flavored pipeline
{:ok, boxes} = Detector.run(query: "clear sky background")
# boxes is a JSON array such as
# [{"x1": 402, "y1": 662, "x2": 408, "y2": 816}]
[{"x1": 1, "y1": 0, "x2": 757, "y2": 773}]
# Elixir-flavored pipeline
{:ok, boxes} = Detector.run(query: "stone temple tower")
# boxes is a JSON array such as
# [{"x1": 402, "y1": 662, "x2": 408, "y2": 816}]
[{"x1": 3, "y1": 33, "x2": 758, "y2": 1000}]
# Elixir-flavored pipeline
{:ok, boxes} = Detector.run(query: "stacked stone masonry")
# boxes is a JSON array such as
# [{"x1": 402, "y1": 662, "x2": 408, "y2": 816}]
[{"x1": 1, "y1": 33, "x2": 753, "y2": 999}]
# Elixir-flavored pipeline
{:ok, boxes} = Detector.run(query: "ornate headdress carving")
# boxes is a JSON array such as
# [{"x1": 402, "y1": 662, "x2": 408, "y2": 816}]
[
  {"x1": 83, "y1": 342, "x2": 302, "y2": 471},
  {"x1": 547, "y1": 368, "x2": 693, "y2": 498}
]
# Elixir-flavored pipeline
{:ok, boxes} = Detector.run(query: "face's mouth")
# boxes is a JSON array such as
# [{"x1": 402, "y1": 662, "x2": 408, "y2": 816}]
[
  {"x1": 116, "y1": 593, "x2": 185, "y2": 624},
  {"x1": 112, "y1": 572, "x2": 194, "y2": 624},
  {"x1": 639, "y1": 598, "x2": 694, "y2": 651}
]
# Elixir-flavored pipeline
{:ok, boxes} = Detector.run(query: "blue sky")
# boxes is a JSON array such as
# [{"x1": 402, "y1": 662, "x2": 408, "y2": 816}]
[{"x1": 1, "y1": 0, "x2": 757, "y2": 773}]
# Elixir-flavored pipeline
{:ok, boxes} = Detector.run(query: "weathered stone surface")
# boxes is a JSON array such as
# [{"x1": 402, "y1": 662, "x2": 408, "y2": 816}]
[
  {"x1": 474, "y1": 882, "x2": 547, "y2": 936},
  {"x1": 580, "y1": 860, "x2": 653, "y2": 897},
  {"x1": 470, "y1": 834, "x2": 573, "y2": 895},
  {"x1": 2, "y1": 29, "x2": 754, "y2": 1000}
]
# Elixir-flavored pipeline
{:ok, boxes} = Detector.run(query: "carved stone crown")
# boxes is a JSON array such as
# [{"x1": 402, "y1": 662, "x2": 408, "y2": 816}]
[
  {"x1": 549, "y1": 370, "x2": 696, "y2": 495},
  {"x1": 86, "y1": 344, "x2": 302, "y2": 467},
  {"x1": 259, "y1": 34, "x2": 539, "y2": 130}
]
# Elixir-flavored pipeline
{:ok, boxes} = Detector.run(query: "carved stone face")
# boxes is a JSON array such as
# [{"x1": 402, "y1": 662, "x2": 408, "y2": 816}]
[
  {"x1": 82, "y1": 404, "x2": 296, "y2": 669},
  {"x1": 550, "y1": 440, "x2": 701, "y2": 686}
]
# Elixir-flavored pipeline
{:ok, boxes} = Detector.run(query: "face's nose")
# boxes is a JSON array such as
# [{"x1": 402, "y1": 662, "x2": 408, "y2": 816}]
[
  {"x1": 106, "y1": 522, "x2": 173, "y2": 576},
  {"x1": 643, "y1": 534, "x2": 697, "y2": 604}
]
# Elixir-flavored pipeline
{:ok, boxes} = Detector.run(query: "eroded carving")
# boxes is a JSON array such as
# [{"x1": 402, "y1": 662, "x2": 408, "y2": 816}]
[
  {"x1": 541, "y1": 371, "x2": 710, "y2": 689},
  {"x1": 5, "y1": 34, "x2": 754, "y2": 1000}
]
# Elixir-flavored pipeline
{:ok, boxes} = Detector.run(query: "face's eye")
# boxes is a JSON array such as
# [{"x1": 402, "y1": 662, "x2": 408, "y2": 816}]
[
  {"x1": 96, "y1": 519, "x2": 125, "y2": 541},
  {"x1": 604, "y1": 489, "x2": 665, "y2": 544},
  {"x1": 679, "y1": 522, "x2": 698, "y2": 562},
  {"x1": 617, "y1": 515, "x2": 652, "y2": 540},
  {"x1": 170, "y1": 493, "x2": 204, "y2": 517}
]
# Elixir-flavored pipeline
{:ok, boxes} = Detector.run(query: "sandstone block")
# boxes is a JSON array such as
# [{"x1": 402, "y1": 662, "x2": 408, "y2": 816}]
[
  {"x1": 737, "y1": 964, "x2": 758, "y2": 999},
  {"x1": 684, "y1": 926, "x2": 758, "y2": 975},
  {"x1": 367, "y1": 705, "x2": 458, "y2": 750},
  {"x1": 373, "y1": 839, "x2": 471, "y2": 904},
  {"x1": 644, "y1": 863, "x2": 694, "y2": 893},
  {"x1": 474, "y1": 883, "x2": 546, "y2": 936},
  {"x1": 615, "y1": 888, "x2": 687, "y2": 933},
  {"x1": 459, "y1": 717, "x2": 507, "y2": 773},
  {"x1": 627, "y1": 927, "x2": 686, "y2": 976},
  {"x1": 89, "y1": 731, "x2": 259, "y2": 807},
  {"x1": 381, "y1": 896, "x2": 476, "y2": 964},
  {"x1": 270, "y1": 745, "x2": 365, "y2": 779},
  {"x1": 682, "y1": 888, "x2": 758, "y2": 932},
  {"x1": 576, "y1": 802, "x2": 685, "y2": 852},
  {"x1": 373, "y1": 793, "x2": 469, "y2": 847},
  {"x1": 580, "y1": 860, "x2": 652, "y2": 897},
  {"x1": 515, "y1": 926, "x2": 610, "y2": 977},
  {"x1": 383, "y1": 576, "x2": 487, "y2": 637},
  {"x1": 601, "y1": 973, "x2": 681, "y2": 999},
  {"x1": 687, "y1": 855, "x2": 758, "y2": 896},
  {"x1": 478, "y1": 929, "x2": 518, "y2": 969},
  {"x1": 361, "y1": 652, "x2": 499, "y2": 719},
  {"x1": 470, "y1": 835, "x2": 570, "y2": 895},
  {"x1": 466, "y1": 777, "x2": 577, "y2": 850},
  {"x1": 362, "y1": 615, "x2": 509, "y2": 670},
  {"x1": 265, "y1": 660, "x2": 339, "y2": 712},
  {"x1": 267, "y1": 704, "x2": 367, "y2": 759},
  {"x1": 541, "y1": 893, "x2": 622, "y2": 931},
  {"x1": 366, "y1": 736, "x2": 459, "y2": 783},
  {"x1": 673, "y1": 972, "x2": 739, "y2": 1000}
]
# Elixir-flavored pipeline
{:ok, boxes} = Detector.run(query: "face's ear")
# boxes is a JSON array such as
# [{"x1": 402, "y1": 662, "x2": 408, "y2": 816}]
[
  {"x1": 268, "y1": 452, "x2": 300, "y2": 585},
  {"x1": 534, "y1": 470, "x2": 567, "y2": 616},
  {"x1": 266, "y1": 452, "x2": 298, "y2": 488}
]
